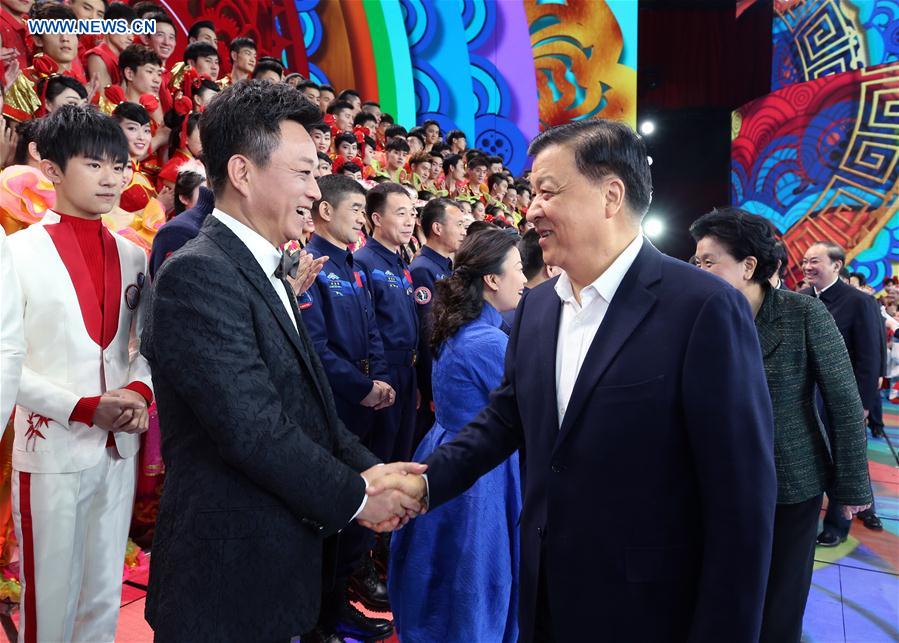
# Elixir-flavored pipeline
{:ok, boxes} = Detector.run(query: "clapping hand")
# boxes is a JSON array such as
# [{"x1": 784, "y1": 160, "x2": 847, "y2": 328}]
[
  {"x1": 286, "y1": 250, "x2": 327, "y2": 297},
  {"x1": 358, "y1": 462, "x2": 428, "y2": 532}
]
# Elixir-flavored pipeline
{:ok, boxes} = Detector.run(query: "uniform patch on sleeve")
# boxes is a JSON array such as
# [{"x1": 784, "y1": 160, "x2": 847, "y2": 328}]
[{"x1": 414, "y1": 286, "x2": 432, "y2": 305}]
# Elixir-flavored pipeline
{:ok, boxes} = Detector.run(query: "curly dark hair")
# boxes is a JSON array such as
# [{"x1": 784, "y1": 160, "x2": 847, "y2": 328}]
[{"x1": 430, "y1": 228, "x2": 518, "y2": 355}]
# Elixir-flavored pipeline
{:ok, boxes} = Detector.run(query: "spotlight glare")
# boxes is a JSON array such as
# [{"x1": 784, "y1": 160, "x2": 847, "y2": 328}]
[
  {"x1": 647, "y1": 155, "x2": 653, "y2": 166},
  {"x1": 639, "y1": 120, "x2": 656, "y2": 135},
  {"x1": 643, "y1": 217, "x2": 664, "y2": 239}
]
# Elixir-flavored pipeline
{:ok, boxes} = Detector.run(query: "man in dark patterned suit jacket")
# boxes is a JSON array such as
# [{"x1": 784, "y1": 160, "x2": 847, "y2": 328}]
[{"x1": 141, "y1": 80, "x2": 426, "y2": 642}]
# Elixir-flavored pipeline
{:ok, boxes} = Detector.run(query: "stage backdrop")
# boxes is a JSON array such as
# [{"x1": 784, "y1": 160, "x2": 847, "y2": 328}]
[
  {"x1": 151, "y1": 0, "x2": 637, "y2": 176},
  {"x1": 733, "y1": 0, "x2": 899, "y2": 289}
]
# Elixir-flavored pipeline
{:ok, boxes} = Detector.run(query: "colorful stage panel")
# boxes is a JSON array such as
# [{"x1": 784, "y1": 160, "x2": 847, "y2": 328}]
[
  {"x1": 772, "y1": 0, "x2": 899, "y2": 91},
  {"x1": 732, "y1": 62, "x2": 899, "y2": 288}
]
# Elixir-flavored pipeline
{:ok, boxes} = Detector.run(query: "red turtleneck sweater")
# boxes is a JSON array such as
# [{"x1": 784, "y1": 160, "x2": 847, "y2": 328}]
[{"x1": 57, "y1": 213, "x2": 152, "y2": 428}]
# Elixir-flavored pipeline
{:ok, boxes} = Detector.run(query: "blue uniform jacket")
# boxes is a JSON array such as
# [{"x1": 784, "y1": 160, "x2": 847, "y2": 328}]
[
  {"x1": 304, "y1": 234, "x2": 391, "y2": 413},
  {"x1": 409, "y1": 245, "x2": 452, "y2": 399},
  {"x1": 353, "y1": 237, "x2": 419, "y2": 360},
  {"x1": 149, "y1": 186, "x2": 215, "y2": 279}
]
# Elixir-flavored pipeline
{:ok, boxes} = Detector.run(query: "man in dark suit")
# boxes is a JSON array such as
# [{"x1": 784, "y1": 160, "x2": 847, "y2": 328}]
[
  {"x1": 800, "y1": 242, "x2": 884, "y2": 542},
  {"x1": 141, "y1": 80, "x2": 425, "y2": 642},
  {"x1": 369, "y1": 120, "x2": 778, "y2": 642}
]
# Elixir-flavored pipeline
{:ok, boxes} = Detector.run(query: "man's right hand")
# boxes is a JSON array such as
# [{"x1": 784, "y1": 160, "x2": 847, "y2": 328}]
[
  {"x1": 357, "y1": 462, "x2": 427, "y2": 532},
  {"x1": 92, "y1": 392, "x2": 147, "y2": 433}
]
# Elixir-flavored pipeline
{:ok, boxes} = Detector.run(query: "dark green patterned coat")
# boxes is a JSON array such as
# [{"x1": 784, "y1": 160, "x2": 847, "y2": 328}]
[{"x1": 755, "y1": 286, "x2": 873, "y2": 505}]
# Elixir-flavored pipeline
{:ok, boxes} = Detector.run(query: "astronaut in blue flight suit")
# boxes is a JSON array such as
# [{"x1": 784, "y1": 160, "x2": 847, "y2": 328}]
[
  {"x1": 408, "y1": 197, "x2": 467, "y2": 449},
  {"x1": 302, "y1": 175, "x2": 398, "y2": 639},
  {"x1": 353, "y1": 182, "x2": 420, "y2": 464}
]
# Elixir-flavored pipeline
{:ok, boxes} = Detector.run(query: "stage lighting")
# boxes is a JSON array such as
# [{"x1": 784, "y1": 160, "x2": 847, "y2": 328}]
[
  {"x1": 647, "y1": 156, "x2": 653, "y2": 166},
  {"x1": 640, "y1": 120, "x2": 655, "y2": 135},
  {"x1": 643, "y1": 217, "x2": 664, "y2": 239}
]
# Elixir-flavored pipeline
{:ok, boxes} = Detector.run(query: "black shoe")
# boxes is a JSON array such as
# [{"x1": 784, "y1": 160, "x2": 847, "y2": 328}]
[
  {"x1": 858, "y1": 511, "x2": 884, "y2": 531},
  {"x1": 347, "y1": 558, "x2": 391, "y2": 613},
  {"x1": 301, "y1": 626, "x2": 346, "y2": 643},
  {"x1": 816, "y1": 531, "x2": 846, "y2": 547},
  {"x1": 334, "y1": 601, "x2": 393, "y2": 641}
]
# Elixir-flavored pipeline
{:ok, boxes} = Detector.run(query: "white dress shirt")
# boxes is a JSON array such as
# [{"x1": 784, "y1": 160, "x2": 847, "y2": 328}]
[
  {"x1": 0, "y1": 228, "x2": 25, "y2": 426},
  {"x1": 554, "y1": 234, "x2": 644, "y2": 426},
  {"x1": 814, "y1": 276, "x2": 840, "y2": 298},
  {"x1": 212, "y1": 209, "x2": 371, "y2": 520},
  {"x1": 211, "y1": 208, "x2": 297, "y2": 330}
]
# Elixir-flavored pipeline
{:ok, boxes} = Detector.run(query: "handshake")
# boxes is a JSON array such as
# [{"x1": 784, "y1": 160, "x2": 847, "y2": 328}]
[{"x1": 357, "y1": 462, "x2": 428, "y2": 533}]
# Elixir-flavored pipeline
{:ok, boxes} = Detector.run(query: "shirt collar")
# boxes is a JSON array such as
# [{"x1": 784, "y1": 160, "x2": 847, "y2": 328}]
[
  {"x1": 308, "y1": 233, "x2": 352, "y2": 267},
  {"x1": 367, "y1": 236, "x2": 402, "y2": 263},
  {"x1": 479, "y1": 301, "x2": 503, "y2": 328},
  {"x1": 555, "y1": 234, "x2": 644, "y2": 306},
  {"x1": 422, "y1": 245, "x2": 452, "y2": 271},
  {"x1": 815, "y1": 276, "x2": 840, "y2": 297},
  {"x1": 211, "y1": 208, "x2": 282, "y2": 279}
]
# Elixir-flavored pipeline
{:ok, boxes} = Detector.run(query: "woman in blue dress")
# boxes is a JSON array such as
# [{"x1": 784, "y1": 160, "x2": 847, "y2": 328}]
[{"x1": 389, "y1": 228, "x2": 527, "y2": 642}]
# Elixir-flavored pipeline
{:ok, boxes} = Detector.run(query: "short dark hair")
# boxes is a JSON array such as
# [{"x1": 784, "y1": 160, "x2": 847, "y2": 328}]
[
  {"x1": 37, "y1": 75, "x2": 88, "y2": 104},
  {"x1": 184, "y1": 42, "x2": 219, "y2": 64},
  {"x1": 354, "y1": 111, "x2": 377, "y2": 128},
  {"x1": 319, "y1": 84, "x2": 336, "y2": 95},
  {"x1": 839, "y1": 266, "x2": 851, "y2": 280},
  {"x1": 199, "y1": 80, "x2": 322, "y2": 193},
  {"x1": 850, "y1": 272, "x2": 867, "y2": 287},
  {"x1": 386, "y1": 138, "x2": 410, "y2": 153},
  {"x1": 467, "y1": 156, "x2": 488, "y2": 170},
  {"x1": 174, "y1": 170, "x2": 205, "y2": 215},
  {"x1": 147, "y1": 11, "x2": 175, "y2": 31},
  {"x1": 327, "y1": 100, "x2": 353, "y2": 116},
  {"x1": 486, "y1": 154, "x2": 503, "y2": 166},
  {"x1": 119, "y1": 44, "x2": 162, "y2": 75},
  {"x1": 363, "y1": 101, "x2": 380, "y2": 109},
  {"x1": 13, "y1": 119, "x2": 40, "y2": 165},
  {"x1": 105, "y1": 2, "x2": 136, "y2": 22},
  {"x1": 772, "y1": 239, "x2": 788, "y2": 279},
  {"x1": 317, "y1": 151, "x2": 332, "y2": 164},
  {"x1": 297, "y1": 80, "x2": 320, "y2": 92},
  {"x1": 518, "y1": 229, "x2": 544, "y2": 281},
  {"x1": 409, "y1": 151, "x2": 431, "y2": 167},
  {"x1": 422, "y1": 119, "x2": 439, "y2": 130},
  {"x1": 314, "y1": 173, "x2": 366, "y2": 217},
  {"x1": 188, "y1": 20, "x2": 216, "y2": 41},
  {"x1": 430, "y1": 142, "x2": 448, "y2": 156},
  {"x1": 132, "y1": 1, "x2": 162, "y2": 19},
  {"x1": 341, "y1": 161, "x2": 361, "y2": 175},
  {"x1": 252, "y1": 58, "x2": 284, "y2": 79},
  {"x1": 487, "y1": 173, "x2": 507, "y2": 191},
  {"x1": 446, "y1": 129, "x2": 466, "y2": 146},
  {"x1": 442, "y1": 153, "x2": 462, "y2": 175},
  {"x1": 689, "y1": 207, "x2": 780, "y2": 284},
  {"x1": 334, "y1": 132, "x2": 357, "y2": 148},
  {"x1": 229, "y1": 37, "x2": 256, "y2": 54},
  {"x1": 528, "y1": 119, "x2": 653, "y2": 218},
  {"x1": 113, "y1": 101, "x2": 151, "y2": 126},
  {"x1": 308, "y1": 121, "x2": 330, "y2": 135},
  {"x1": 812, "y1": 240, "x2": 846, "y2": 265},
  {"x1": 37, "y1": 105, "x2": 128, "y2": 172},
  {"x1": 385, "y1": 125, "x2": 407, "y2": 139},
  {"x1": 379, "y1": 113, "x2": 394, "y2": 125},
  {"x1": 338, "y1": 89, "x2": 360, "y2": 102},
  {"x1": 366, "y1": 182, "x2": 410, "y2": 220},
  {"x1": 33, "y1": 3, "x2": 75, "y2": 20},
  {"x1": 407, "y1": 128, "x2": 425, "y2": 145},
  {"x1": 420, "y1": 197, "x2": 459, "y2": 239}
]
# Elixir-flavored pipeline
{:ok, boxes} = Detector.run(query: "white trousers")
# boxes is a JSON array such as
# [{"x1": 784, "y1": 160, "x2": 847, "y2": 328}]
[{"x1": 12, "y1": 448, "x2": 137, "y2": 643}]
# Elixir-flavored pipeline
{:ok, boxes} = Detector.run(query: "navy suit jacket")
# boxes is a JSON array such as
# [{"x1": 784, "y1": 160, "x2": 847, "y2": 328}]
[
  {"x1": 425, "y1": 241, "x2": 777, "y2": 643},
  {"x1": 148, "y1": 186, "x2": 215, "y2": 279},
  {"x1": 800, "y1": 279, "x2": 883, "y2": 411}
]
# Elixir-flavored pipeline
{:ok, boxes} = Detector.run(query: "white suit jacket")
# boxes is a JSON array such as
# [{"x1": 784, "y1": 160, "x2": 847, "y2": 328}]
[
  {"x1": 1, "y1": 228, "x2": 25, "y2": 426},
  {"x1": 7, "y1": 211, "x2": 152, "y2": 473}
]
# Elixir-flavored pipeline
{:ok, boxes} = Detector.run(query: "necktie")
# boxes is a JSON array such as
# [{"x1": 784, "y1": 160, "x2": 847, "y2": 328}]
[{"x1": 275, "y1": 250, "x2": 300, "y2": 280}]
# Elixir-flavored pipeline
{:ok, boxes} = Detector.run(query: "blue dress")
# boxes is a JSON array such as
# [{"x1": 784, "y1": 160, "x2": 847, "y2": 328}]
[{"x1": 388, "y1": 303, "x2": 521, "y2": 643}]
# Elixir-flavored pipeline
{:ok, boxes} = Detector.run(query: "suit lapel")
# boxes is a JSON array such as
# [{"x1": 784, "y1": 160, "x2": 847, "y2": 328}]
[
  {"x1": 532, "y1": 284, "x2": 562, "y2": 426},
  {"x1": 200, "y1": 217, "x2": 325, "y2": 403},
  {"x1": 554, "y1": 243, "x2": 661, "y2": 451},
  {"x1": 755, "y1": 287, "x2": 782, "y2": 358}
]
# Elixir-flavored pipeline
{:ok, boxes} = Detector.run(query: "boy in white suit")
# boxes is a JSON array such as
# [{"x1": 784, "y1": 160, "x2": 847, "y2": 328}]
[
  {"x1": 6, "y1": 106, "x2": 153, "y2": 643},
  {"x1": 1, "y1": 228, "x2": 25, "y2": 427}
]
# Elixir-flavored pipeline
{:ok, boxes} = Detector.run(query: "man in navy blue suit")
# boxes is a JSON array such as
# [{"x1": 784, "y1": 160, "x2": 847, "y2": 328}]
[{"x1": 367, "y1": 119, "x2": 778, "y2": 642}]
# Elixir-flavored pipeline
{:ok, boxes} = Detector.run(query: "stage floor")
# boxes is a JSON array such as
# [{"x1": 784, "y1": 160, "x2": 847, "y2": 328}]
[{"x1": 105, "y1": 406, "x2": 899, "y2": 642}]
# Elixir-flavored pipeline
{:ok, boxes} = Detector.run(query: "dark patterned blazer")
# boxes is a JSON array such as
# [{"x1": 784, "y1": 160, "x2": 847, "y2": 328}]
[
  {"x1": 141, "y1": 216, "x2": 379, "y2": 641},
  {"x1": 756, "y1": 286, "x2": 872, "y2": 505}
]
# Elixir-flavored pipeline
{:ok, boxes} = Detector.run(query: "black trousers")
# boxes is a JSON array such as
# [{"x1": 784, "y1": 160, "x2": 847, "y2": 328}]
[
  {"x1": 534, "y1": 554, "x2": 556, "y2": 643},
  {"x1": 759, "y1": 495, "x2": 823, "y2": 643}
]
